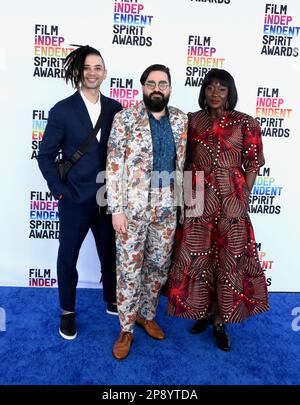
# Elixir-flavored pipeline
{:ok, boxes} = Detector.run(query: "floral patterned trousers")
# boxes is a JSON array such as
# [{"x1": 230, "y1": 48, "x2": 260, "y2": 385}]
[{"x1": 116, "y1": 206, "x2": 177, "y2": 332}]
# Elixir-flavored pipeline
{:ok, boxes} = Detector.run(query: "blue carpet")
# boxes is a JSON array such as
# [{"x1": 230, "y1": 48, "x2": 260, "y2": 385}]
[{"x1": 0, "y1": 287, "x2": 299, "y2": 385}]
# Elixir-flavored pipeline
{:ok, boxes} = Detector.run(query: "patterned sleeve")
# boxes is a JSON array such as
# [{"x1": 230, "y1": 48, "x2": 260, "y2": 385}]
[
  {"x1": 242, "y1": 115, "x2": 265, "y2": 173},
  {"x1": 106, "y1": 110, "x2": 127, "y2": 214}
]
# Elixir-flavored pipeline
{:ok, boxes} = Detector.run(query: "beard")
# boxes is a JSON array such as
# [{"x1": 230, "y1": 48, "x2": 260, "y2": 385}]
[{"x1": 143, "y1": 92, "x2": 170, "y2": 113}]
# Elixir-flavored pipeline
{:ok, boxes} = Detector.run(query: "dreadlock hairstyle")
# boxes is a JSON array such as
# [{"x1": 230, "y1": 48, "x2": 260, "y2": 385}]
[{"x1": 64, "y1": 45, "x2": 105, "y2": 89}]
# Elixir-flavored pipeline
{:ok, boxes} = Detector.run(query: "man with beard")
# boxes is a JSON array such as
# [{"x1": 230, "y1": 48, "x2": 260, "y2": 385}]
[{"x1": 106, "y1": 64, "x2": 187, "y2": 360}]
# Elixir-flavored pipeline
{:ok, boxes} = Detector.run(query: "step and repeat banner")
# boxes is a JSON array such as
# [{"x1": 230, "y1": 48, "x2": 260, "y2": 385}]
[{"x1": 0, "y1": 0, "x2": 299, "y2": 291}]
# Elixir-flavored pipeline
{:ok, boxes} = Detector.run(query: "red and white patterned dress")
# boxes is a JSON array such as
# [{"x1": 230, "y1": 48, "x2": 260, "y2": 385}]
[{"x1": 167, "y1": 110, "x2": 269, "y2": 323}]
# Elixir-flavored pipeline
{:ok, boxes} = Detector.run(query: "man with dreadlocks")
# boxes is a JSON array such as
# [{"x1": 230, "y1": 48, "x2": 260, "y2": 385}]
[{"x1": 38, "y1": 45, "x2": 122, "y2": 340}]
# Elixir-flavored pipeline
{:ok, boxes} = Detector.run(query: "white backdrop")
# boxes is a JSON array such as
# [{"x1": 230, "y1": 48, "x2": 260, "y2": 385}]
[{"x1": 0, "y1": 0, "x2": 299, "y2": 291}]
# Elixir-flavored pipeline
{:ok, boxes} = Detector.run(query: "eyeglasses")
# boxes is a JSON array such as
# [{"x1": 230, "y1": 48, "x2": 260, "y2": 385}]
[{"x1": 144, "y1": 80, "x2": 169, "y2": 91}]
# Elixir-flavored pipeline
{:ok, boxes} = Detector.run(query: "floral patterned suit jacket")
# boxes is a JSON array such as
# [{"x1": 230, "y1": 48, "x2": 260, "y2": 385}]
[{"x1": 106, "y1": 101, "x2": 187, "y2": 218}]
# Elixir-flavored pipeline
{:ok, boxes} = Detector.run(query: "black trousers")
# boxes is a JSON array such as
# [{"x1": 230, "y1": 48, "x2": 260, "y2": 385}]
[{"x1": 57, "y1": 198, "x2": 116, "y2": 312}]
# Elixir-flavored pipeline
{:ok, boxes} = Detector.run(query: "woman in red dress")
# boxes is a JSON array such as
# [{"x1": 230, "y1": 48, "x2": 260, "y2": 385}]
[{"x1": 167, "y1": 69, "x2": 269, "y2": 351}]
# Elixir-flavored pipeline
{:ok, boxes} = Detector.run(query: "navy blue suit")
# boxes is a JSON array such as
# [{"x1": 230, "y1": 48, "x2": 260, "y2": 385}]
[{"x1": 38, "y1": 91, "x2": 122, "y2": 311}]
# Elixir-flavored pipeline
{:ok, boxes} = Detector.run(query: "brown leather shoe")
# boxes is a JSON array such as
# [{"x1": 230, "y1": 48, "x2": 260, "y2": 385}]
[
  {"x1": 136, "y1": 315, "x2": 165, "y2": 340},
  {"x1": 112, "y1": 331, "x2": 134, "y2": 360}
]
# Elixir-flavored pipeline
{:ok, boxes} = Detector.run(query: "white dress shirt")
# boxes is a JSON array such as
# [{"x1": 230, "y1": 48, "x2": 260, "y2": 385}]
[{"x1": 80, "y1": 90, "x2": 101, "y2": 142}]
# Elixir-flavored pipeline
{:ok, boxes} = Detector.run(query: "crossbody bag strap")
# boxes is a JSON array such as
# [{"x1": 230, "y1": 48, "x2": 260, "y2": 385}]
[{"x1": 68, "y1": 110, "x2": 103, "y2": 165}]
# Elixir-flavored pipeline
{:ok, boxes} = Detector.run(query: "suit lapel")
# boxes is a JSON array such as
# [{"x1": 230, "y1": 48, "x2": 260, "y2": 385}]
[
  {"x1": 169, "y1": 108, "x2": 181, "y2": 154},
  {"x1": 71, "y1": 91, "x2": 93, "y2": 133},
  {"x1": 169, "y1": 107, "x2": 187, "y2": 175},
  {"x1": 136, "y1": 102, "x2": 150, "y2": 129},
  {"x1": 135, "y1": 102, "x2": 152, "y2": 151},
  {"x1": 98, "y1": 94, "x2": 111, "y2": 145}
]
